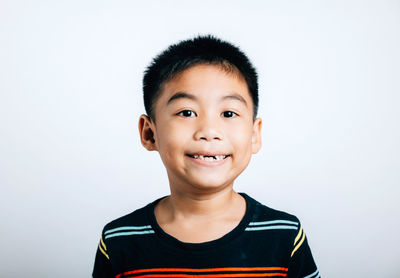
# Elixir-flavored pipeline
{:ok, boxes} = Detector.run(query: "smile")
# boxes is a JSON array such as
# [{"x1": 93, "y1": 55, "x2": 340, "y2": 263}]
[{"x1": 186, "y1": 154, "x2": 230, "y2": 161}]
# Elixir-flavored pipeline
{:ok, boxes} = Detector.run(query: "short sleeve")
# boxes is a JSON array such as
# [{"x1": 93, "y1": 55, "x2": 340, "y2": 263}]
[
  {"x1": 287, "y1": 224, "x2": 321, "y2": 278},
  {"x1": 92, "y1": 233, "x2": 113, "y2": 278}
]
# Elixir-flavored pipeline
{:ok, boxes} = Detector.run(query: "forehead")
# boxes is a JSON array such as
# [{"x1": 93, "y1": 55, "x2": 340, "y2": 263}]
[{"x1": 157, "y1": 64, "x2": 252, "y2": 105}]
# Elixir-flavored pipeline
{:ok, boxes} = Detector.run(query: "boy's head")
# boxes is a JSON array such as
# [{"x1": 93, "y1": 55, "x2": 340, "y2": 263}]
[
  {"x1": 143, "y1": 35, "x2": 259, "y2": 121},
  {"x1": 139, "y1": 35, "x2": 262, "y2": 193}
]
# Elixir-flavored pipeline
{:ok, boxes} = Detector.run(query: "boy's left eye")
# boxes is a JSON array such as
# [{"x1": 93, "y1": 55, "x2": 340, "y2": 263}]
[{"x1": 221, "y1": 111, "x2": 237, "y2": 118}]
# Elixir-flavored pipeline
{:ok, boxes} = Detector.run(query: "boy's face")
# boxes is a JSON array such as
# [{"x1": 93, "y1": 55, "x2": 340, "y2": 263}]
[{"x1": 139, "y1": 64, "x2": 262, "y2": 194}]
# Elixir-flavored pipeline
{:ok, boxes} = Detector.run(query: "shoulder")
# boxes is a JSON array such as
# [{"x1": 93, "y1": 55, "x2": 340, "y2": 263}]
[
  {"x1": 242, "y1": 193, "x2": 306, "y2": 259},
  {"x1": 101, "y1": 199, "x2": 158, "y2": 239},
  {"x1": 242, "y1": 193, "x2": 301, "y2": 236},
  {"x1": 242, "y1": 194, "x2": 320, "y2": 278}
]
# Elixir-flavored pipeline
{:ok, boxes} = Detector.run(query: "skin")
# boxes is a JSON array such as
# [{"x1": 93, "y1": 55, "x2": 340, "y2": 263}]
[{"x1": 138, "y1": 64, "x2": 262, "y2": 243}]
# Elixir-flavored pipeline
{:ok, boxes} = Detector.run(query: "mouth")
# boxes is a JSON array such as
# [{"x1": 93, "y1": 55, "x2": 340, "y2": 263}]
[{"x1": 186, "y1": 154, "x2": 231, "y2": 161}]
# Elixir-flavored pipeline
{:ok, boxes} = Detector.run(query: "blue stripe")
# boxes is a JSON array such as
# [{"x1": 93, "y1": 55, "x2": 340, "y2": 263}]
[
  {"x1": 104, "y1": 230, "x2": 155, "y2": 239},
  {"x1": 104, "y1": 225, "x2": 152, "y2": 235},
  {"x1": 245, "y1": 225, "x2": 298, "y2": 231},
  {"x1": 302, "y1": 269, "x2": 319, "y2": 278},
  {"x1": 249, "y1": 220, "x2": 298, "y2": 226}
]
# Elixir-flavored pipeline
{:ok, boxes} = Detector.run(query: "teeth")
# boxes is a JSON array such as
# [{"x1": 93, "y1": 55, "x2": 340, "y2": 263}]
[
  {"x1": 191, "y1": 155, "x2": 227, "y2": 161},
  {"x1": 215, "y1": 155, "x2": 224, "y2": 160}
]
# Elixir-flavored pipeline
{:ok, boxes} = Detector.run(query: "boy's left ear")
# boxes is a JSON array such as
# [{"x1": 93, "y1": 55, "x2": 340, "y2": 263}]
[{"x1": 251, "y1": 118, "x2": 262, "y2": 154}]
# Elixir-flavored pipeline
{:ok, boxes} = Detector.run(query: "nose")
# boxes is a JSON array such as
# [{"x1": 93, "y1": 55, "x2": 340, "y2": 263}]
[{"x1": 193, "y1": 116, "x2": 223, "y2": 141}]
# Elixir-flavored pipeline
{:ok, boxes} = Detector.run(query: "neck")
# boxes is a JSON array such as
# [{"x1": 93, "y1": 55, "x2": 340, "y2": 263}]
[
  {"x1": 155, "y1": 187, "x2": 245, "y2": 224},
  {"x1": 170, "y1": 187, "x2": 239, "y2": 218}
]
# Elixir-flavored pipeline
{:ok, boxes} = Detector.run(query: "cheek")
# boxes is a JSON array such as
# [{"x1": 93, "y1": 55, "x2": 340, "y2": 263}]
[
  {"x1": 229, "y1": 124, "x2": 254, "y2": 147},
  {"x1": 156, "y1": 124, "x2": 188, "y2": 158}
]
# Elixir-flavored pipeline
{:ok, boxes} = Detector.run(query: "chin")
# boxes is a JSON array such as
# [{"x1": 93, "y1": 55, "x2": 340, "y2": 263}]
[{"x1": 188, "y1": 177, "x2": 233, "y2": 192}]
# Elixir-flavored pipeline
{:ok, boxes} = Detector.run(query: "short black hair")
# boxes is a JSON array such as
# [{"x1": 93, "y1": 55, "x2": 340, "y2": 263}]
[{"x1": 143, "y1": 35, "x2": 258, "y2": 120}]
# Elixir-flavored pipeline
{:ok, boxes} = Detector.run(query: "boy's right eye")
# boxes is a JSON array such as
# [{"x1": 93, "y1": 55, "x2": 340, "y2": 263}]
[{"x1": 177, "y1": 110, "x2": 196, "y2": 117}]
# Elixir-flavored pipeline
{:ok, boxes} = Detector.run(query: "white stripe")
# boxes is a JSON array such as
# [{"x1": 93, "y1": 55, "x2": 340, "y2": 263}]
[
  {"x1": 104, "y1": 225, "x2": 152, "y2": 235},
  {"x1": 302, "y1": 269, "x2": 319, "y2": 278},
  {"x1": 104, "y1": 230, "x2": 155, "y2": 239},
  {"x1": 245, "y1": 225, "x2": 298, "y2": 231},
  {"x1": 249, "y1": 220, "x2": 298, "y2": 226}
]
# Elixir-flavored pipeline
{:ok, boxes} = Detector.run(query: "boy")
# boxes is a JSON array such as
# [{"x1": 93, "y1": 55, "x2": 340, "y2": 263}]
[{"x1": 92, "y1": 35, "x2": 320, "y2": 278}]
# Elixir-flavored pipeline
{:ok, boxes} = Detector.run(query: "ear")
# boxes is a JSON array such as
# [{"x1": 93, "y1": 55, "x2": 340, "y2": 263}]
[
  {"x1": 138, "y1": 114, "x2": 157, "y2": 151},
  {"x1": 251, "y1": 117, "x2": 262, "y2": 154}
]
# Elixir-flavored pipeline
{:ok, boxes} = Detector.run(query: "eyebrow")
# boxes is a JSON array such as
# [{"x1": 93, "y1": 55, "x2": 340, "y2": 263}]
[
  {"x1": 167, "y1": 92, "x2": 197, "y2": 105},
  {"x1": 222, "y1": 94, "x2": 248, "y2": 106},
  {"x1": 166, "y1": 91, "x2": 247, "y2": 106}
]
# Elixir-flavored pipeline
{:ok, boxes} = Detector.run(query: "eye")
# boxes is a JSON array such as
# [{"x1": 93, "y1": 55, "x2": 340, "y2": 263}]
[
  {"x1": 221, "y1": 111, "x2": 237, "y2": 118},
  {"x1": 177, "y1": 110, "x2": 196, "y2": 117}
]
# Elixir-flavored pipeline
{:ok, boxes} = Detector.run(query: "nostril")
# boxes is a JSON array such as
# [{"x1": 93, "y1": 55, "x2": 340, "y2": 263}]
[{"x1": 194, "y1": 131, "x2": 222, "y2": 141}]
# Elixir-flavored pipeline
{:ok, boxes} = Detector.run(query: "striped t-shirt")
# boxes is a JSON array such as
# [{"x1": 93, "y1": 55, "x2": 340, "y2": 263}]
[{"x1": 92, "y1": 193, "x2": 320, "y2": 278}]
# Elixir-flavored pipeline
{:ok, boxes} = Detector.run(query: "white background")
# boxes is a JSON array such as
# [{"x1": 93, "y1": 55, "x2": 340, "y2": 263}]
[{"x1": 1, "y1": 1, "x2": 399, "y2": 277}]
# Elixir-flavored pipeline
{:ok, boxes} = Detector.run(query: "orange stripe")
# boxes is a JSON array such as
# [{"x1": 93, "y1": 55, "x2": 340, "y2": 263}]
[
  {"x1": 116, "y1": 267, "x2": 288, "y2": 278},
  {"x1": 131, "y1": 274, "x2": 287, "y2": 278}
]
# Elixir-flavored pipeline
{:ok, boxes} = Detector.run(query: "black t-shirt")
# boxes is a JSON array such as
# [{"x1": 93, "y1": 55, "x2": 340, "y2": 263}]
[{"x1": 93, "y1": 193, "x2": 320, "y2": 278}]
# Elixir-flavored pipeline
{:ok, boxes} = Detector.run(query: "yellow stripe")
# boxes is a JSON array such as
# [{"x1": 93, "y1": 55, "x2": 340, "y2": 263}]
[
  {"x1": 99, "y1": 242, "x2": 109, "y2": 259},
  {"x1": 291, "y1": 229, "x2": 306, "y2": 257},
  {"x1": 294, "y1": 226, "x2": 303, "y2": 246},
  {"x1": 100, "y1": 235, "x2": 107, "y2": 251}
]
